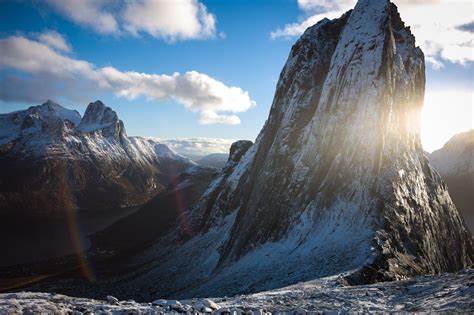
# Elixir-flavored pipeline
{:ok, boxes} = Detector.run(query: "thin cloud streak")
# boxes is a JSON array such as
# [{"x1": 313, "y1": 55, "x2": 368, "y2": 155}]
[{"x1": 156, "y1": 137, "x2": 237, "y2": 157}]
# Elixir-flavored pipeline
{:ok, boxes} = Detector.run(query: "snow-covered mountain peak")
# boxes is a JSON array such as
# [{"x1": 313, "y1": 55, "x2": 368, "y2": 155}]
[
  {"x1": 78, "y1": 100, "x2": 123, "y2": 136},
  {"x1": 33, "y1": 100, "x2": 82, "y2": 125},
  {"x1": 0, "y1": 100, "x2": 81, "y2": 146},
  {"x1": 41, "y1": 99, "x2": 61, "y2": 109}
]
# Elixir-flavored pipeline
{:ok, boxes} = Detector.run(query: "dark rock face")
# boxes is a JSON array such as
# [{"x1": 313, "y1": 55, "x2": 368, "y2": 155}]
[
  {"x1": 206, "y1": 0, "x2": 473, "y2": 283},
  {"x1": 228, "y1": 140, "x2": 253, "y2": 165},
  {"x1": 429, "y1": 130, "x2": 474, "y2": 233},
  {"x1": 119, "y1": 0, "x2": 472, "y2": 298},
  {"x1": 0, "y1": 100, "x2": 194, "y2": 215},
  {"x1": 78, "y1": 100, "x2": 123, "y2": 138}
]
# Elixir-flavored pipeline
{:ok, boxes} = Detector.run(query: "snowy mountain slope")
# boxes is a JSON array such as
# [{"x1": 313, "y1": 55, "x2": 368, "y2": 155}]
[
  {"x1": 0, "y1": 100, "x2": 194, "y2": 214},
  {"x1": 0, "y1": 99, "x2": 81, "y2": 147},
  {"x1": 429, "y1": 130, "x2": 474, "y2": 232},
  {"x1": 1, "y1": 270, "x2": 472, "y2": 313},
  {"x1": 94, "y1": 0, "x2": 473, "y2": 298}
]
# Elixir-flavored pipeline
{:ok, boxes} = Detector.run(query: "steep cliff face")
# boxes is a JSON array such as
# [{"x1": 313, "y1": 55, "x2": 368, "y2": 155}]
[
  {"x1": 194, "y1": 0, "x2": 472, "y2": 283},
  {"x1": 121, "y1": 0, "x2": 471, "y2": 298},
  {"x1": 429, "y1": 130, "x2": 474, "y2": 233},
  {"x1": 0, "y1": 100, "x2": 194, "y2": 214}
]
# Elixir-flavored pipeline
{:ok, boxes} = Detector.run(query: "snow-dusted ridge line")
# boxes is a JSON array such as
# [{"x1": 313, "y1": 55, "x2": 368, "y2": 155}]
[
  {"x1": 0, "y1": 99, "x2": 193, "y2": 164},
  {"x1": 1, "y1": 270, "x2": 472, "y2": 313},
  {"x1": 0, "y1": 99, "x2": 81, "y2": 146},
  {"x1": 0, "y1": 99, "x2": 195, "y2": 211}
]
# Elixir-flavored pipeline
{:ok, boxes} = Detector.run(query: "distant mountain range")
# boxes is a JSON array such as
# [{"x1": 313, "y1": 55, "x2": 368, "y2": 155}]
[{"x1": 195, "y1": 153, "x2": 229, "y2": 169}]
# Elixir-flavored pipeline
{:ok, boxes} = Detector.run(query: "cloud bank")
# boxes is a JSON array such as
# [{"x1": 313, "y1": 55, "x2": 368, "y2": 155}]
[
  {"x1": 271, "y1": 0, "x2": 474, "y2": 67},
  {"x1": 43, "y1": 0, "x2": 216, "y2": 41},
  {"x1": 156, "y1": 138, "x2": 237, "y2": 157},
  {"x1": 0, "y1": 33, "x2": 255, "y2": 125}
]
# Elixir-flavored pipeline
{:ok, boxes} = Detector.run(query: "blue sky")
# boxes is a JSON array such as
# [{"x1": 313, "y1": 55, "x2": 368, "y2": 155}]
[{"x1": 0, "y1": 0, "x2": 472, "y2": 153}]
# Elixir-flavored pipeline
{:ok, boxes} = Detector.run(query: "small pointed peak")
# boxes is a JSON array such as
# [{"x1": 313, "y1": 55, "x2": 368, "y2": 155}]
[
  {"x1": 85, "y1": 100, "x2": 108, "y2": 112},
  {"x1": 83, "y1": 100, "x2": 114, "y2": 115},
  {"x1": 90, "y1": 100, "x2": 106, "y2": 107},
  {"x1": 79, "y1": 100, "x2": 122, "y2": 135},
  {"x1": 41, "y1": 99, "x2": 60, "y2": 108}
]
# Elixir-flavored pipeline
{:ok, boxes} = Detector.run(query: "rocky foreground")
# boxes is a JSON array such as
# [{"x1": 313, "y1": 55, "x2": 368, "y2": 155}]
[{"x1": 1, "y1": 270, "x2": 472, "y2": 313}]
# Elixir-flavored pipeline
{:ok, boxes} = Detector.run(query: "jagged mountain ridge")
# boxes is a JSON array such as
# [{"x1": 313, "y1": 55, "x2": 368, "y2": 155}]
[
  {"x1": 200, "y1": 0, "x2": 473, "y2": 283},
  {"x1": 0, "y1": 100, "x2": 194, "y2": 213},
  {"x1": 81, "y1": 0, "x2": 473, "y2": 300},
  {"x1": 429, "y1": 130, "x2": 474, "y2": 232},
  {"x1": 212, "y1": 0, "x2": 473, "y2": 283}
]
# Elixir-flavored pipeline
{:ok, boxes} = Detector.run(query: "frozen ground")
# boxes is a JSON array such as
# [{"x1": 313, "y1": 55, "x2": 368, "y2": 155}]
[{"x1": 1, "y1": 269, "x2": 472, "y2": 313}]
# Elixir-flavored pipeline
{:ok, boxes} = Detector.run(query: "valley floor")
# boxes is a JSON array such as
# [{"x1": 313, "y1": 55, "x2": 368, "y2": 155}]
[{"x1": 0, "y1": 269, "x2": 472, "y2": 313}]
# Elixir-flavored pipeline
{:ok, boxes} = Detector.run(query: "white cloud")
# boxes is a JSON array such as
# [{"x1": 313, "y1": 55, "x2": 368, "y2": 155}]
[
  {"x1": 0, "y1": 35, "x2": 255, "y2": 125},
  {"x1": 297, "y1": 0, "x2": 354, "y2": 12},
  {"x1": 271, "y1": 0, "x2": 474, "y2": 67},
  {"x1": 123, "y1": 0, "x2": 216, "y2": 41},
  {"x1": 37, "y1": 30, "x2": 72, "y2": 52},
  {"x1": 397, "y1": 0, "x2": 474, "y2": 66},
  {"x1": 199, "y1": 110, "x2": 241, "y2": 125},
  {"x1": 42, "y1": 0, "x2": 217, "y2": 41},
  {"x1": 270, "y1": 10, "x2": 346, "y2": 39},
  {"x1": 157, "y1": 137, "x2": 237, "y2": 156},
  {"x1": 0, "y1": 36, "x2": 96, "y2": 79},
  {"x1": 44, "y1": 0, "x2": 119, "y2": 34}
]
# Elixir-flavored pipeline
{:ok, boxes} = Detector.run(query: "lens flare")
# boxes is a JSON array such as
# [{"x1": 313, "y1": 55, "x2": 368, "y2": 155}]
[
  {"x1": 56, "y1": 160, "x2": 95, "y2": 282},
  {"x1": 168, "y1": 160, "x2": 193, "y2": 237}
]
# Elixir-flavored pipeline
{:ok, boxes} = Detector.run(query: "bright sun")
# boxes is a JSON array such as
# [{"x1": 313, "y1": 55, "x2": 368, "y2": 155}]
[{"x1": 421, "y1": 90, "x2": 474, "y2": 153}]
